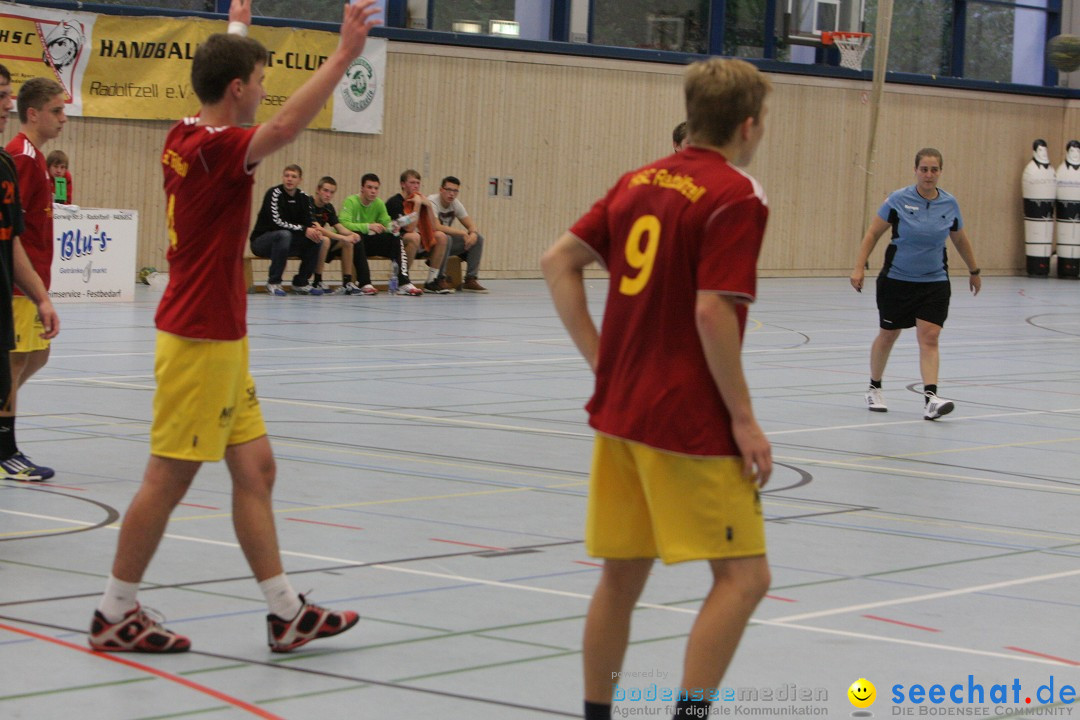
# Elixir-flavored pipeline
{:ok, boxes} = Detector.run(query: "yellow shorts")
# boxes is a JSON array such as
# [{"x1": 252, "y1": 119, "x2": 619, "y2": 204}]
[
  {"x1": 150, "y1": 332, "x2": 266, "y2": 462},
  {"x1": 586, "y1": 434, "x2": 766, "y2": 564},
  {"x1": 12, "y1": 296, "x2": 49, "y2": 353}
]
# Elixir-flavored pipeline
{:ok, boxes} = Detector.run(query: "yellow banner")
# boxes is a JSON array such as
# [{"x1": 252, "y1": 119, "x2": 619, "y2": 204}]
[
  {"x1": 0, "y1": 7, "x2": 87, "y2": 101},
  {"x1": 84, "y1": 15, "x2": 337, "y2": 126},
  {"x1": 0, "y1": 4, "x2": 383, "y2": 133}
]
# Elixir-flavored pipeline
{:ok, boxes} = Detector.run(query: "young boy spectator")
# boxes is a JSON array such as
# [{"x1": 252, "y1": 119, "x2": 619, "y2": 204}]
[
  {"x1": 339, "y1": 172, "x2": 422, "y2": 295},
  {"x1": 249, "y1": 164, "x2": 323, "y2": 295},
  {"x1": 428, "y1": 176, "x2": 489, "y2": 293},
  {"x1": 308, "y1": 175, "x2": 367, "y2": 294},
  {"x1": 385, "y1": 169, "x2": 450, "y2": 293},
  {"x1": 88, "y1": 0, "x2": 377, "y2": 654},
  {"x1": 2, "y1": 76, "x2": 67, "y2": 481},
  {"x1": 542, "y1": 58, "x2": 773, "y2": 720},
  {"x1": 47, "y1": 149, "x2": 73, "y2": 203}
]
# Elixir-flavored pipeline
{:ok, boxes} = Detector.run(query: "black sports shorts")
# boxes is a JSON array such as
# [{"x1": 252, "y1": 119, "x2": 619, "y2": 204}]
[{"x1": 876, "y1": 276, "x2": 950, "y2": 329}]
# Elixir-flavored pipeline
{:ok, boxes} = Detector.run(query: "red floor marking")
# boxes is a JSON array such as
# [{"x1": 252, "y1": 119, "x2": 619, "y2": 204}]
[
  {"x1": 0, "y1": 622, "x2": 284, "y2": 719},
  {"x1": 430, "y1": 538, "x2": 507, "y2": 551},
  {"x1": 863, "y1": 614, "x2": 941, "y2": 632},
  {"x1": 285, "y1": 518, "x2": 364, "y2": 531},
  {"x1": 574, "y1": 561, "x2": 604, "y2": 568},
  {"x1": 16, "y1": 482, "x2": 85, "y2": 491},
  {"x1": 765, "y1": 594, "x2": 797, "y2": 603},
  {"x1": 179, "y1": 503, "x2": 219, "y2": 510},
  {"x1": 1005, "y1": 646, "x2": 1080, "y2": 666}
]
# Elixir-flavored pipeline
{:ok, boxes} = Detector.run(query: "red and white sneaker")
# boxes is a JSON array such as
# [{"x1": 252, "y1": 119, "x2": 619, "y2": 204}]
[
  {"x1": 266, "y1": 594, "x2": 359, "y2": 653},
  {"x1": 89, "y1": 604, "x2": 191, "y2": 653}
]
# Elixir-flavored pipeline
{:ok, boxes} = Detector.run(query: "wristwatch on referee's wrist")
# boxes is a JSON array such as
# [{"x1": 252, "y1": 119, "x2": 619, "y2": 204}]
[{"x1": 969, "y1": 268, "x2": 981, "y2": 275}]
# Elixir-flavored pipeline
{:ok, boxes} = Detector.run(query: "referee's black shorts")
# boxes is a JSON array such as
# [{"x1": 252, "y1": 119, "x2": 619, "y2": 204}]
[{"x1": 876, "y1": 276, "x2": 951, "y2": 329}]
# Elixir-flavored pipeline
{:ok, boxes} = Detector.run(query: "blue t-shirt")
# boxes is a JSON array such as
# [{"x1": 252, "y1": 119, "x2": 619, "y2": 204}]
[{"x1": 877, "y1": 185, "x2": 963, "y2": 282}]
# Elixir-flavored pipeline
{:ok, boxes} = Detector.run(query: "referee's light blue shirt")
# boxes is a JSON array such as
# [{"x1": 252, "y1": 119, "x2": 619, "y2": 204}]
[{"x1": 878, "y1": 185, "x2": 963, "y2": 283}]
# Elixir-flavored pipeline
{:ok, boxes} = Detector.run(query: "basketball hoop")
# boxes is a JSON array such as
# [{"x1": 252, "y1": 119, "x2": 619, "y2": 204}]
[{"x1": 822, "y1": 31, "x2": 872, "y2": 70}]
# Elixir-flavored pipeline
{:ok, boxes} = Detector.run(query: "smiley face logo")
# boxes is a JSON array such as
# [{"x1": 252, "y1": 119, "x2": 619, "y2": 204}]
[{"x1": 848, "y1": 678, "x2": 876, "y2": 708}]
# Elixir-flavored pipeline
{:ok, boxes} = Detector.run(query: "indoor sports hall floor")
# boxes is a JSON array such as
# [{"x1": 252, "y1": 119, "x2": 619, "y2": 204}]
[{"x1": 2, "y1": 276, "x2": 1080, "y2": 720}]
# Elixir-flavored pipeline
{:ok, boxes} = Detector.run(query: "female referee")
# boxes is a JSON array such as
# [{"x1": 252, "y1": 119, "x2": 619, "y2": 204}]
[{"x1": 850, "y1": 147, "x2": 982, "y2": 420}]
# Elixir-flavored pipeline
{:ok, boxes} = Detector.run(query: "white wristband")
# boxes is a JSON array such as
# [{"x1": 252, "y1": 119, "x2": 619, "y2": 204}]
[{"x1": 227, "y1": 21, "x2": 248, "y2": 36}]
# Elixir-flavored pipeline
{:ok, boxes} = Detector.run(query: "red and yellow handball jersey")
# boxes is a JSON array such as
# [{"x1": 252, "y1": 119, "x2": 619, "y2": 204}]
[
  {"x1": 4, "y1": 133, "x2": 53, "y2": 294},
  {"x1": 569, "y1": 146, "x2": 768, "y2": 457},
  {"x1": 156, "y1": 118, "x2": 257, "y2": 340}
]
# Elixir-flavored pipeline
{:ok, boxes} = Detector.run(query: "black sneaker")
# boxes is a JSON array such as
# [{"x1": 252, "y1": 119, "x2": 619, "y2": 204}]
[
  {"x1": 423, "y1": 281, "x2": 451, "y2": 294},
  {"x1": 0, "y1": 452, "x2": 54, "y2": 481}
]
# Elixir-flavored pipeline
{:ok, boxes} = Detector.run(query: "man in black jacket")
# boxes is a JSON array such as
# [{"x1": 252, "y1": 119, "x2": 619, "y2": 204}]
[{"x1": 250, "y1": 164, "x2": 323, "y2": 295}]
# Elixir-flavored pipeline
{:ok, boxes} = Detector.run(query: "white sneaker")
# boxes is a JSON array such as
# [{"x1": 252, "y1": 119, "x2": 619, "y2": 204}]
[
  {"x1": 397, "y1": 283, "x2": 424, "y2": 297},
  {"x1": 865, "y1": 386, "x2": 887, "y2": 412},
  {"x1": 311, "y1": 281, "x2": 330, "y2": 293},
  {"x1": 339, "y1": 281, "x2": 360, "y2": 295},
  {"x1": 924, "y1": 393, "x2": 955, "y2": 421},
  {"x1": 358, "y1": 284, "x2": 378, "y2": 296},
  {"x1": 266, "y1": 283, "x2": 287, "y2": 297}
]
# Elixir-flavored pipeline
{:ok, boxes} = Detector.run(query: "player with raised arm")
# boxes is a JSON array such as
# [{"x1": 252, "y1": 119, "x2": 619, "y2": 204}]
[{"x1": 89, "y1": 0, "x2": 380, "y2": 654}]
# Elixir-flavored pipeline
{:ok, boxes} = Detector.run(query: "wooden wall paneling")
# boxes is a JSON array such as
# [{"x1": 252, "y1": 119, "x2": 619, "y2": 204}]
[{"x1": 2, "y1": 42, "x2": 1073, "y2": 282}]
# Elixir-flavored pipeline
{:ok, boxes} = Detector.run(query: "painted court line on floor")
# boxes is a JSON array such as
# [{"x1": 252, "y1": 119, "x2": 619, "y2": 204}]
[
  {"x1": 768, "y1": 567, "x2": 1080, "y2": 624},
  {"x1": 0, "y1": 622, "x2": 285, "y2": 719}
]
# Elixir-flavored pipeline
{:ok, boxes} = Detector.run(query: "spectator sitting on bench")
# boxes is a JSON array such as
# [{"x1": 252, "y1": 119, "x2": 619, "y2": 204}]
[
  {"x1": 249, "y1": 164, "x2": 322, "y2": 296},
  {"x1": 308, "y1": 175, "x2": 366, "y2": 295},
  {"x1": 339, "y1": 172, "x2": 423, "y2": 296},
  {"x1": 385, "y1": 169, "x2": 450, "y2": 294},
  {"x1": 429, "y1": 176, "x2": 488, "y2": 293}
]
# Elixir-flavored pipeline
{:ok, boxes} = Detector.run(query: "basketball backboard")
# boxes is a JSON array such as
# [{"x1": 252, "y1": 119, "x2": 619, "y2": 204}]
[{"x1": 784, "y1": 0, "x2": 865, "y2": 45}]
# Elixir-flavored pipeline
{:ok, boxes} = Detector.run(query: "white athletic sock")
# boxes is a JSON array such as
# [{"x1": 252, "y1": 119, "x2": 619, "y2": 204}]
[
  {"x1": 98, "y1": 575, "x2": 140, "y2": 622},
  {"x1": 426, "y1": 266, "x2": 438, "y2": 283},
  {"x1": 259, "y1": 574, "x2": 303, "y2": 619}
]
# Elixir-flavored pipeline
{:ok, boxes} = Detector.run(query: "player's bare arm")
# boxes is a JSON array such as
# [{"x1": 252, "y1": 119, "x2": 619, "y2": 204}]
[
  {"x1": 12, "y1": 237, "x2": 58, "y2": 339},
  {"x1": 851, "y1": 215, "x2": 890, "y2": 292},
  {"x1": 950, "y1": 228, "x2": 982, "y2": 295},
  {"x1": 696, "y1": 292, "x2": 771, "y2": 485},
  {"x1": 248, "y1": 0, "x2": 380, "y2": 165},
  {"x1": 542, "y1": 233, "x2": 599, "y2": 372}
]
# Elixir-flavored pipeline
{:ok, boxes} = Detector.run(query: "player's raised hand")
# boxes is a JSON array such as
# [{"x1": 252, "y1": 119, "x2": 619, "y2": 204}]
[
  {"x1": 340, "y1": 0, "x2": 382, "y2": 59},
  {"x1": 229, "y1": 0, "x2": 251, "y2": 26}
]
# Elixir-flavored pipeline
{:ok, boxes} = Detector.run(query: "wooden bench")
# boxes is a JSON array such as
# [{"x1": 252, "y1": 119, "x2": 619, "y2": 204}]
[{"x1": 243, "y1": 254, "x2": 462, "y2": 293}]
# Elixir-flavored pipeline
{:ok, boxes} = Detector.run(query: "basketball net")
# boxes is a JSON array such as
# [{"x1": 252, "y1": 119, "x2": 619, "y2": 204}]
[{"x1": 823, "y1": 31, "x2": 873, "y2": 71}]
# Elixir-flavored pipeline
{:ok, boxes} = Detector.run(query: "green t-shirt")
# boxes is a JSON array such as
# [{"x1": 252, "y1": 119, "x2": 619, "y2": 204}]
[{"x1": 339, "y1": 194, "x2": 393, "y2": 234}]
